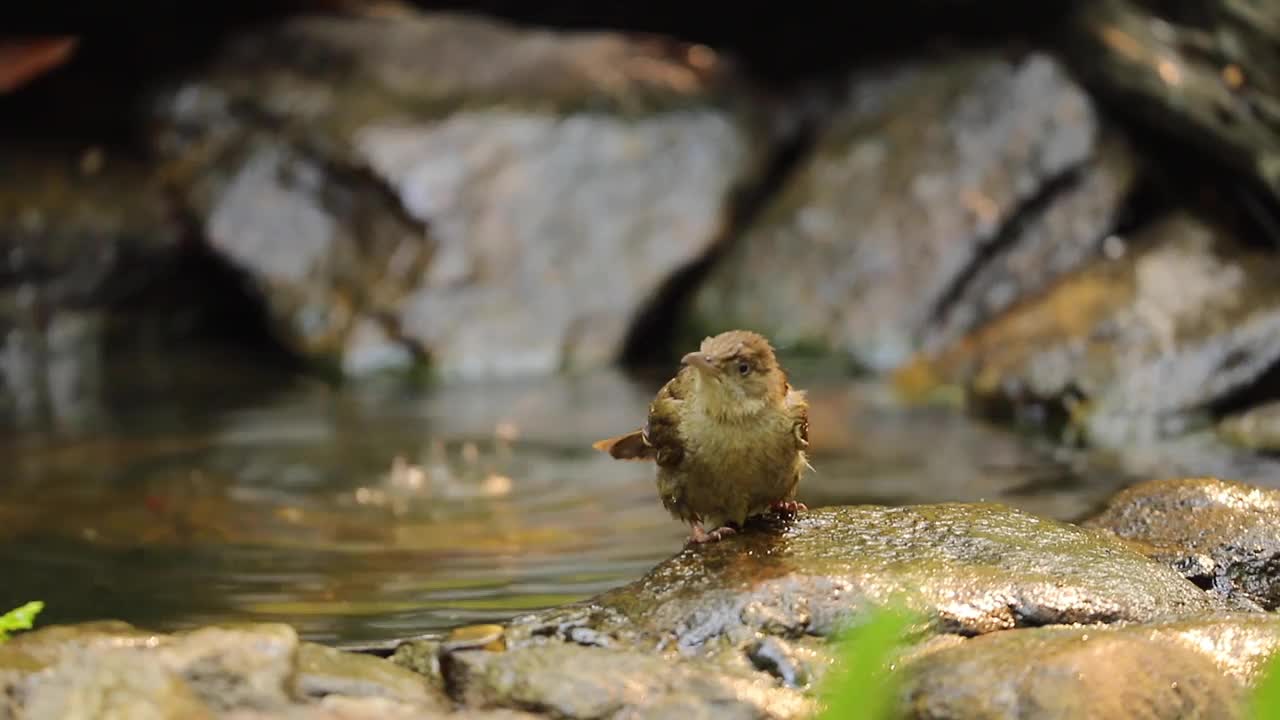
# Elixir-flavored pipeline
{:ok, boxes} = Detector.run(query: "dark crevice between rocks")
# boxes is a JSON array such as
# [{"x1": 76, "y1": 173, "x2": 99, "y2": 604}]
[
  {"x1": 1108, "y1": 154, "x2": 1176, "y2": 240},
  {"x1": 923, "y1": 163, "x2": 1089, "y2": 334},
  {"x1": 965, "y1": 382, "x2": 1090, "y2": 449},
  {"x1": 1208, "y1": 357, "x2": 1280, "y2": 426},
  {"x1": 182, "y1": 91, "x2": 438, "y2": 379},
  {"x1": 619, "y1": 107, "x2": 820, "y2": 371},
  {"x1": 1237, "y1": 185, "x2": 1280, "y2": 251},
  {"x1": 747, "y1": 637, "x2": 810, "y2": 689},
  {"x1": 1144, "y1": 153, "x2": 1280, "y2": 254},
  {"x1": 290, "y1": 138, "x2": 439, "y2": 377},
  {"x1": 951, "y1": 146, "x2": 1247, "y2": 444},
  {"x1": 1184, "y1": 571, "x2": 1216, "y2": 593},
  {"x1": 106, "y1": 205, "x2": 305, "y2": 377}
]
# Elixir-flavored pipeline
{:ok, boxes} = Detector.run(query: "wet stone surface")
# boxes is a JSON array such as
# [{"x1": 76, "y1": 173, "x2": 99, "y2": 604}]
[
  {"x1": 376, "y1": 501, "x2": 1245, "y2": 718},
  {"x1": 0, "y1": 621, "x2": 301, "y2": 718},
  {"x1": 294, "y1": 641, "x2": 437, "y2": 706},
  {"x1": 1084, "y1": 477, "x2": 1280, "y2": 611},
  {"x1": 2, "y1": 495, "x2": 1274, "y2": 718},
  {"x1": 444, "y1": 642, "x2": 815, "y2": 720},
  {"x1": 0, "y1": 621, "x2": 548, "y2": 719},
  {"x1": 507, "y1": 504, "x2": 1215, "y2": 653},
  {"x1": 900, "y1": 612, "x2": 1280, "y2": 720}
]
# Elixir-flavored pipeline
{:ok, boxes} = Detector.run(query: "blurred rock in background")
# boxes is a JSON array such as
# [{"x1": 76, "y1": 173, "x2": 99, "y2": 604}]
[
  {"x1": 1, "y1": 0, "x2": 1279, "y2": 443},
  {"x1": 900, "y1": 212, "x2": 1280, "y2": 447},
  {"x1": 692, "y1": 50, "x2": 1134, "y2": 371},
  {"x1": 148, "y1": 11, "x2": 759, "y2": 380},
  {"x1": 0, "y1": 145, "x2": 182, "y2": 429}
]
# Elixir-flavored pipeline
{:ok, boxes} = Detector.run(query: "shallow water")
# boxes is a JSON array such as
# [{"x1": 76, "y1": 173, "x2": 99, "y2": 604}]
[{"x1": 0, "y1": 349, "x2": 1165, "y2": 647}]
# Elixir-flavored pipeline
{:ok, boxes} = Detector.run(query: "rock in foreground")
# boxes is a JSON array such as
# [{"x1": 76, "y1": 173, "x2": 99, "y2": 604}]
[
  {"x1": 511, "y1": 503, "x2": 1214, "y2": 648},
  {"x1": 0, "y1": 620, "x2": 505, "y2": 719},
  {"x1": 902, "y1": 613, "x2": 1280, "y2": 720},
  {"x1": 444, "y1": 642, "x2": 815, "y2": 720},
  {"x1": 1084, "y1": 477, "x2": 1280, "y2": 611},
  {"x1": 4, "y1": 498, "x2": 1263, "y2": 719},
  {"x1": 390, "y1": 503, "x2": 1218, "y2": 718}
]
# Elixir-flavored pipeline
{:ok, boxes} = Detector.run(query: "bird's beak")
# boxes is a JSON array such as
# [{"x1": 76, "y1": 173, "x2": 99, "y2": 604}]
[{"x1": 681, "y1": 352, "x2": 717, "y2": 374}]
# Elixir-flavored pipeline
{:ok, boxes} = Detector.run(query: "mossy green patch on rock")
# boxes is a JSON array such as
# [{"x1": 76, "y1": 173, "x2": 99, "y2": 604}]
[{"x1": 1084, "y1": 477, "x2": 1280, "y2": 610}]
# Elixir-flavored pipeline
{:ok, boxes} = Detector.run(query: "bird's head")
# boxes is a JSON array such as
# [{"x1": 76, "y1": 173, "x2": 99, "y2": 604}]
[{"x1": 681, "y1": 330, "x2": 789, "y2": 418}]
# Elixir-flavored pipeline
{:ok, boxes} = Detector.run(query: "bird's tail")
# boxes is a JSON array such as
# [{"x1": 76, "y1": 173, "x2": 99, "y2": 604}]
[{"x1": 592, "y1": 430, "x2": 654, "y2": 461}]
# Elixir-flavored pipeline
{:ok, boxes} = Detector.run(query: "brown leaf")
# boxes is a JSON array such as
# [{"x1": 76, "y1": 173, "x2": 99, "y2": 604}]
[{"x1": 0, "y1": 36, "x2": 78, "y2": 93}]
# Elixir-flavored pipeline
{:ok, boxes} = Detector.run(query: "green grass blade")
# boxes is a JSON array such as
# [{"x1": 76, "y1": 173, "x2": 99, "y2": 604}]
[
  {"x1": 0, "y1": 601, "x2": 44, "y2": 642},
  {"x1": 818, "y1": 603, "x2": 918, "y2": 720},
  {"x1": 1250, "y1": 651, "x2": 1280, "y2": 720}
]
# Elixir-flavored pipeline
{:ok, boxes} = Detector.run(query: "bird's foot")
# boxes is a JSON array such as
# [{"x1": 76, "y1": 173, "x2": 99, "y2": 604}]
[
  {"x1": 688, "y1": 524, "x2": 737, "y2": 544},
  {"x1": 770, "y1": 500, "x2": 807, "y2": 515}
]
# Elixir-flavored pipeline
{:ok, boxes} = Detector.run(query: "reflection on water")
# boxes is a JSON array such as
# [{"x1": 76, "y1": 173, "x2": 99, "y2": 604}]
[{"x1": 0, "y1": 349, "x2": 1148, "y2": 646}]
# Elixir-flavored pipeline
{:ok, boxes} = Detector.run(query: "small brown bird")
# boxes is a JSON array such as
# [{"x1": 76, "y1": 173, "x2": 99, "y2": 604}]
[{"x1": 593, "y1": 330, "x2": 811, "y2": 544}]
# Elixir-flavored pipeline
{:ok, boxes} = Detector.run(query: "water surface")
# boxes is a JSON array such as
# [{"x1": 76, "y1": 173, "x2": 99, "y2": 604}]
[{"x1": 0, "y1": 350, "x2": 1158, "y2": 646}]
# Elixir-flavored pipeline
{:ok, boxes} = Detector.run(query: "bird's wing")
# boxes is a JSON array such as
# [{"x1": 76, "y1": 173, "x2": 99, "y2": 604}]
[
  {"x1": 785, "y1": 384, "x2": 809, "y2": 449},
  {"x1": 592, "y1": 371, "x2": 689, "y2": 466},
  {"x1": 642, "y1": 372, "x2": 688, "y2": 469}
]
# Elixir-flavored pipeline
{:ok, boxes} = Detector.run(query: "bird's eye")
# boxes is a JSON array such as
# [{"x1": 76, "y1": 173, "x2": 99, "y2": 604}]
[{"x1": 737, "y1": 361, "x2": 751, "y2": 376}]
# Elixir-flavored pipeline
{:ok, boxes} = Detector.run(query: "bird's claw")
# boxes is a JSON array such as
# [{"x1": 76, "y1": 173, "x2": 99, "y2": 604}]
[
  {"x1": 688, "y1": 525, "x2": 737, "y2": 544},
  {"x1": 770, "y1": 500, "x2": 807, "y2": 515}
]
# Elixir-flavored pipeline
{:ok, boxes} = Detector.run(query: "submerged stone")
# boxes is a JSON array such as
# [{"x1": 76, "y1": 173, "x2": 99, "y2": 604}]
[{"x1": 1084, "y1": 477, "x2": 1280, "y2": 610}]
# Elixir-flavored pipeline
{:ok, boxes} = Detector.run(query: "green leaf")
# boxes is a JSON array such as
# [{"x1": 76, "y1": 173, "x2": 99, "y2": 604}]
[
  {"x1": 1250, "y1": 651, "x2": 1280, "y2": 719},
  {"x1": 0, "y1": 601, "x2": 44, "y2": 642},
  {"x1": 818, "y1": 602, "x2": 919, "y2": 720}
]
